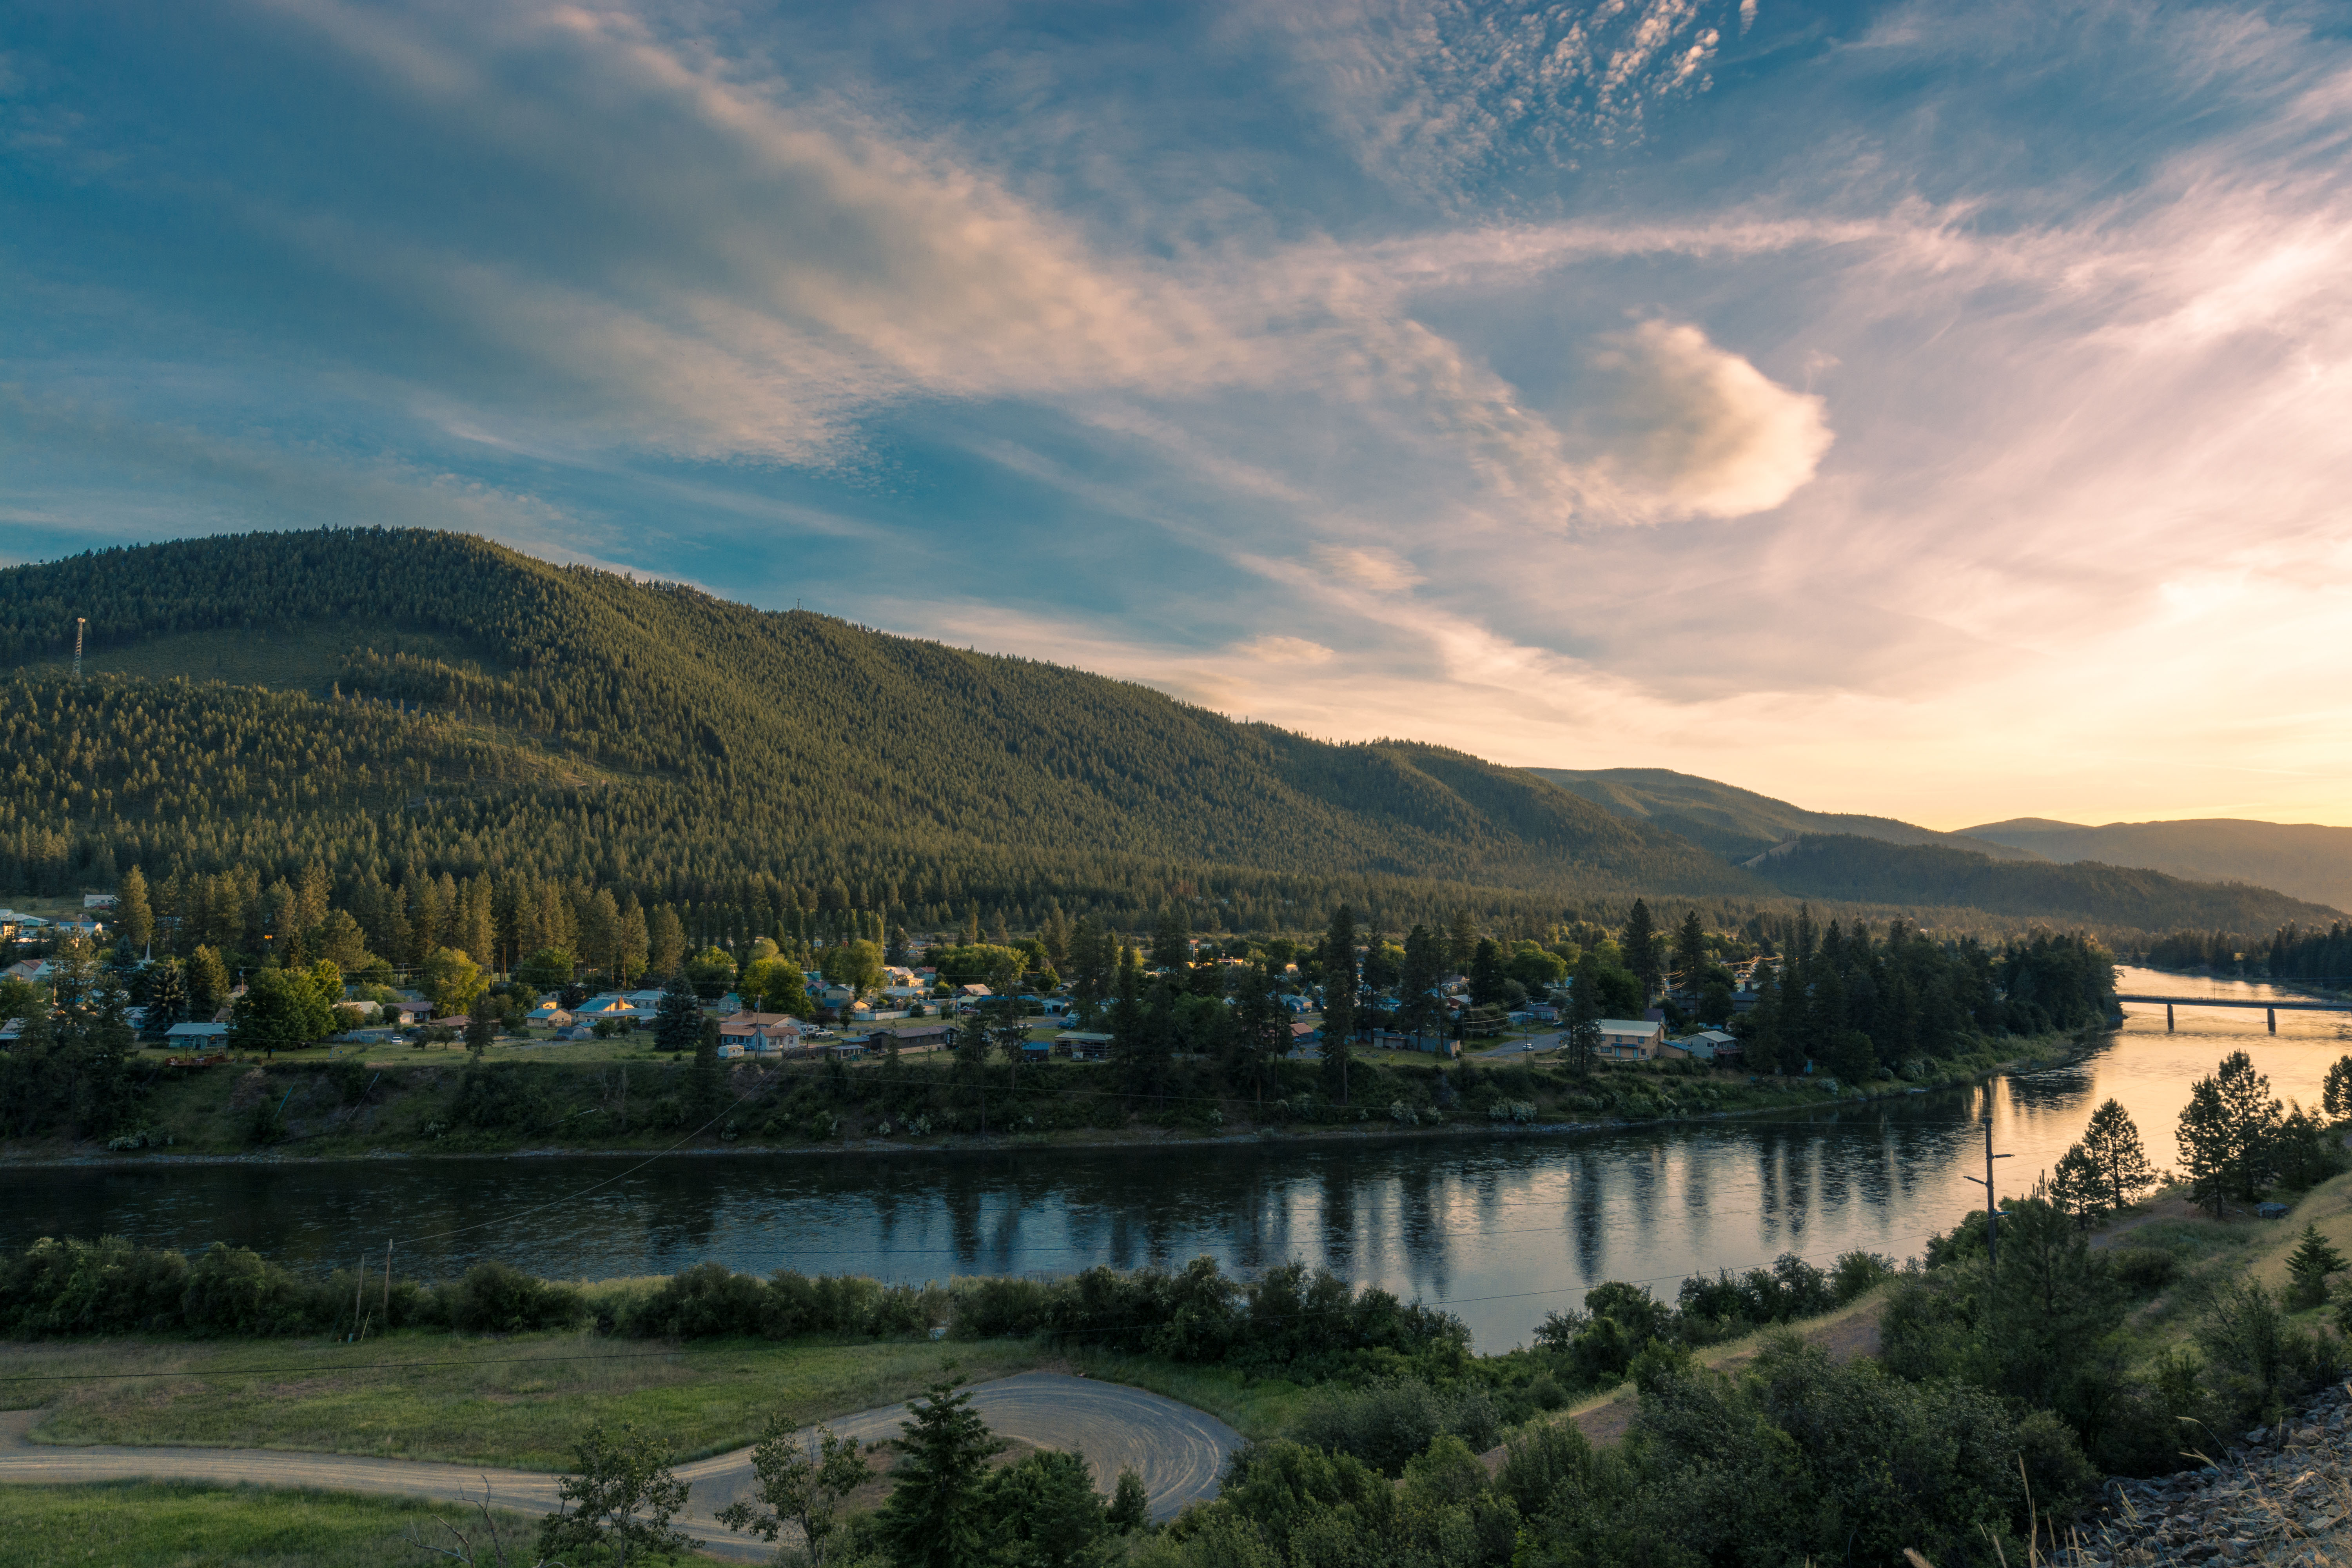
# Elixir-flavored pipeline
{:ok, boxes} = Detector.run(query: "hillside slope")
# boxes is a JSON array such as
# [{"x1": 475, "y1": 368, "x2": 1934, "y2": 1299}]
[
  {"x1": 0, "y1": 529, "x2": 1749, "y2": 916},
  {"x1": 1963, "y1": 818, "x2": 2352, "y2": 914},
  {"x1": 1531, "y1": 767, "x2": 2043, "y2": 863},
  {"x1": 1751, "y1": 835, "x2": 2343, "y2": 928}
]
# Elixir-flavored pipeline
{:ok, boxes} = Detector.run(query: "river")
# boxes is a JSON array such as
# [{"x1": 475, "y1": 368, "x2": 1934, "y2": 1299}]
[{"x1": 12, "y1": 967, "x2": 2349, "y2": 1351}]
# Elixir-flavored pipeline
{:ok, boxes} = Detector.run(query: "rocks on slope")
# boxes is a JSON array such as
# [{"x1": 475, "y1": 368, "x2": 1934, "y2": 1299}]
[{"x1": 2068, "y1": 1386, "x2": 2352, "y2": 1568}]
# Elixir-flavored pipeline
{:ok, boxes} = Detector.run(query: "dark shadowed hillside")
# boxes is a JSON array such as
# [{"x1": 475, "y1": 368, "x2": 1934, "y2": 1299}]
[
  {"x1": 1751, "y1": 835, "x2": 2342, "y2": 928},
  {"x1": 1964, "y1": 817, "x2": 2352, "y2": 914}
]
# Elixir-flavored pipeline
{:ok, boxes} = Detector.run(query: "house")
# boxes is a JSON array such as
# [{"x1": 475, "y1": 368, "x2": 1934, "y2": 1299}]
[
  {"x1": 1370, "y1": 1029, "x2": 1459, "y2": 1060},
  {"x1": 526, "y1": 1005, "x2": 574, "y2": 1029},
  {"x1": 1055, "y1": 1030, "x2": 1114, "y2": 1061},
  {"x1": 1692, "y1": 1028, "x2": 1740, "y2": 1060},
  {"x1": 53, "y1": 917, "x2": 105, "y2": 938},
  {"x1": 721, "y1": 1014, "x2": 807, "y2": 1054},
  {"x1": 1526, "y1": 1003, "x2": 1560, "y2": 1024},
  {"x1": 876, "y1": 1023, "x2": 955, "y2": 1052},
  {"x1": 557, "y1": 1024, "x2": 599, "y2": 1041},
  {"x1": 1038, "y1": 998, "x2": 1073, "y2": 1018},
  {"x1": 84, "y1": 893, "x2": 119, "y2": 909},
  {"x1": 1020, "y1": 1036, "x2": 1052, "y2": 1062},
  {"x1": 1287, "y1": 1021, "x2": 1321, "y2": 1056},
  {"x1": 713, "y1": 993, "x2": 743, "y2": 1017},
  {"x1": 4, "y1": 960, "x2": 54, "y2": 985},
  {"x1": 166, "y1": 1021, "x2": 231, "y2": 1045},
  {"x1": 0, "y1": 1018, "x2": 22, "y2": 1044},
  {"x1": 958, "y1": 984, "x2": 992, "y2": 998},
  {"x1": 1594, "y1": 1018, "x2": 1665, "y2": 1060}
]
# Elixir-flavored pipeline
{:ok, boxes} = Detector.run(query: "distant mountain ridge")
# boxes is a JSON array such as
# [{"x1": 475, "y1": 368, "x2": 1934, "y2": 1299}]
[
  {"x1": 1963, "y1": 818, "x2": 2352, "y2": 917},
  {"x1": 1531, "y1": 767, "x2": 2043, "y2": 864}
]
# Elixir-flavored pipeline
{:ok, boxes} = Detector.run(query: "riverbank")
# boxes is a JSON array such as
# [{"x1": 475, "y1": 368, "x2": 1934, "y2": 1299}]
[{"x1": 0, "y1": 1028, "x2": 2100, "y2": 1171}]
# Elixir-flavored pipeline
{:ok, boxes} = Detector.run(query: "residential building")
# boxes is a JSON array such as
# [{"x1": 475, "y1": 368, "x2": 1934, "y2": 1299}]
[{"x1": 1594, "y1": 1018, "x2": 1665, "y2": 1060}]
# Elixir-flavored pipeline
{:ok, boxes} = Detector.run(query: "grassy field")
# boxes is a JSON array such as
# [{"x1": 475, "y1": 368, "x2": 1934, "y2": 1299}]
[
  {"x1": 9, "y1": 1331, "x2": 1055, "y2": 1470},
  {"x1": 0, "y1": 1481, "x2": 542, "y2": 1568}
]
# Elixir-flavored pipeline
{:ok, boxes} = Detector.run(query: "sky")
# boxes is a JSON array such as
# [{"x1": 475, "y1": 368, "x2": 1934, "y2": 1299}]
[{"x1": 4, "y1": 0, "x2": 2351, "y2": 831}]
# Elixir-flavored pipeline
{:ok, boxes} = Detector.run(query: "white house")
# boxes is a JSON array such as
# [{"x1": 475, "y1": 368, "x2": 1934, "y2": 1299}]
[
  {"x1": 4, "y1": 959, "x2": 54, "y2": 985},
  {"x1": 84, "y1": 893, "x2": 120, "y2": 909},
  {"x1": 166, "y1": 1021, "x2": 231, "y2": 1046}
]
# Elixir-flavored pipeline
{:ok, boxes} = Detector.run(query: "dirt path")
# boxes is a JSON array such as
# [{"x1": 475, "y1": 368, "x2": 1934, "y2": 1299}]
[{"x1": 0, "y1": 1371, "x2": 1239, "y2": 1559}]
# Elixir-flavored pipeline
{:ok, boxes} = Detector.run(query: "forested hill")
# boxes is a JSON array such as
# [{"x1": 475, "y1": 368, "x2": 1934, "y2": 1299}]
[
  {"x1": 0, "y1": 529, "x2": 1749, "y2": 926},
  {"x1": 1531, "y1": 766, "x2": 2042, "y2": 864},
  {"x1": 1750, "y1": 835, "x2": 2342, "y2": 929}
]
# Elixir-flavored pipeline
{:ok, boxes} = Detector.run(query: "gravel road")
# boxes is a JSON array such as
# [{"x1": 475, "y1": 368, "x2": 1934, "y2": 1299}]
[{"x1": 0, "y1": 1370, "x2": 1239, "y2": 1560}]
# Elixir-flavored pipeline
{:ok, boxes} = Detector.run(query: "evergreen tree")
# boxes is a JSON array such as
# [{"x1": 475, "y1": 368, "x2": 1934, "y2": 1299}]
[
  {"x1": 142, "y1": 958, "x2": 187, "y2": 1040},
  {"x1": 1565, "y1": 980, "x2": 1601, "y2": 1076},
  {"x1": 1671, "y1": 909, "x2": 1707, "y2": 995},
  {"x1": 184, "y1": 945, "x2": 230, "y2": 1022},
  {"x1": 1622, "y1": 899, "x2": 1661, "y2": 1001},
  {"x1": 1108, "y1": 947, "x2": 1146, "y2": 1069},
  {"x1": 873, "y1": 1382, "x2": 1003, "y2": 1568},
  {"x1": 2178, "y1": 1050, "x2": 2285, "y2": 1215},
  {"x1": 691, "y1": 1017, "x2": 724, "y2": 1114},
  {"x1": 1398, "y1": 924, "x2": 1445, "y2": 1043},
  {"x1": 2286, "y1": 1224, "x2": 2348, "y2": 1308},
  {"x1": 1467, "y1": 938, "x2": 1506, "y2": 1007},
  {"x1": 117, "y1": 865, "x2": 154, "y2": 953},
  {"x1": 654, "y1": 973, "x2": 702, "y2": 1055},
  {"x1": 2079, "y1": 1098, "x2": 2158, "y2": 1215},
  {"x1": 1232, "y1": 959, "x2": 1285, "y2": 1108},
  {"x1": 649, "y1": 904, "x2": 687, "y2": 980},
  {"x1": 1151, "y1": 905, "x2": 1191, "y2": 972},
  {"x1": 1446, "y1": 909, "x2": 1479, "y2": 974},
  {"x1": 1319, "y1": 904, "x2": 1358, "y2": 1105},
  {"x1": 2324, "y1": 1054, "x2": 2352, "y2": 1123}
]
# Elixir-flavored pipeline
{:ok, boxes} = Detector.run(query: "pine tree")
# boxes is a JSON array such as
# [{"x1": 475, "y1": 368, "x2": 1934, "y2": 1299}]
[
  {"x1": 1319, "y1": 904, "x2": 1357, "y2": 1105},
  {"x1": 1446, "y1": 909, "x2": 1479, "y2": 975},
  {"x1": 655, "y1": 973, "x2": 702, "y2": 1055},
  {"x1": 691, "y1": 1017, "x2": 724, "y2": 1114},
  {"x1": 1468, "y1": 938, "x2": 1506, "y2": 1007},
  {"x1": 2324, "y1": 1054, "x2": 2352, "y2": 1123},
  {"x1": 1399, "y1": 923, "x2": 1445, "y2": 1043},
  {"x1": 1566, "y1": 978, "x2": 1601, "y2": 1076},
  {"x1": 117, "y1": 864, "x2": 154, "y2": 953},
  {"x1": 873, "y1": 1383, "x2": 1002, "y2": 1568},
  {"x1": 1151, "y1": 905, "x2": 1191, "y2": 972},
  {"x1": 2178, "y1": 1051, "x2": 2285, "y2": 1215},
  {"x1": 142, "y1": 958, "x2": 187, "y2": 1040},
  {"x1": 1672, "y1": 909, "x2": 1707, "y2": 995},
  {"x1": 1622, "y1": 899, "x2": 1661, "y2": 1001},
  {"x1": 2080, "y1": 1098, "x2": 2158, "y2": 1214},
  {"x1": 2287, "y1": 1223, "x2": 2348, "y2": 1307}
]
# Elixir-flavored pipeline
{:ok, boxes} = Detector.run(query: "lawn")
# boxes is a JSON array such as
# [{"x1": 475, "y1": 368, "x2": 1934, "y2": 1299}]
[
  {"x1": 0, "y1": 1481, "x2": 544, "y2": 1568},
  {"x1": 11, "y1": 1331, "x2": 1056, "y2": 1470}
]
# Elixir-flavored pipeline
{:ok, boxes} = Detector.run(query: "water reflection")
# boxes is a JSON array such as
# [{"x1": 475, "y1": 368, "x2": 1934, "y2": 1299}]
[{"x1": 12, "y1": 968, "x2": 2347, "y2": 1350}]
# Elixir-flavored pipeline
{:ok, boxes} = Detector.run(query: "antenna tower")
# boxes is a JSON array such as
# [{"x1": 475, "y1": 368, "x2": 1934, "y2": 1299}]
[{"x1": 73, "y1": 617, "x2": 87, "y2": 681}]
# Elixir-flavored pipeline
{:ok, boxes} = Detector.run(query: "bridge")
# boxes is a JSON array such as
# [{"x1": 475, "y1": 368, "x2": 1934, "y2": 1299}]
[{"x1": 2116, "y1": 993, "x2": 2352, "y2": 1033}]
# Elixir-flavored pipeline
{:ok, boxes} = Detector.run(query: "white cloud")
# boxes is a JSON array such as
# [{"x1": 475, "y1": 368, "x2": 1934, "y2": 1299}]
[
  {"x1": 1572, "y1": 320, "x2": 1833, "y2": 520},
  {"x1": 1310, "y1": 544, "x2": 1426, "y2": 591},
  {"x1": 1235, "y1": 634, "x2": 1338, "y2": 664}
]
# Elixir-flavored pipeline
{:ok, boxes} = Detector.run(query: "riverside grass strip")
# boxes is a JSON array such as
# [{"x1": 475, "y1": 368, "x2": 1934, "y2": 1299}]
[
  {"x1": 0, "y1": 1479, "x2": 541, "y2": 1568},
  {"x1": 10, "y1": 1332, "x2": 1052, "y2": 1472}
]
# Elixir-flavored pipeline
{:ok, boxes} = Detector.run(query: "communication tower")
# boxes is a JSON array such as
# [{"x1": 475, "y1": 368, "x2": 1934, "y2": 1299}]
[{"x1": 73, "y1": 617, "x2": 86, "y2": 681}]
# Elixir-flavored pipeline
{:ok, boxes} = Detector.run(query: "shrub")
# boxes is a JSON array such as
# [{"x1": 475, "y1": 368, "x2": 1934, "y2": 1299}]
[
  {"x1": 441, "y1": 1259, "x2": 584, "y2": 1334},
  {"x1": 2107, "y1": 1246, "x2": 2179, "y2": 1294},
  {"x1": 180, "y1": 1243, "x2": 316, "y2": 1336},
  {"x1": 630, "y1": 1261, "x2": 769, "y2": 1338}
]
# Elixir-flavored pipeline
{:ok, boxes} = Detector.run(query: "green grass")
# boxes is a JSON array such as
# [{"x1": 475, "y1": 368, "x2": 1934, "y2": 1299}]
[
  {"x1": 0, "y1": 1481, "x2": 543, "y2": 1568},
  {"x1": 1061, "y1": 1349, "x2": 1308, "y2": 1440},
  {"x1": 12, "y1": 1331, "x2": 1054, "y2": 1470}
]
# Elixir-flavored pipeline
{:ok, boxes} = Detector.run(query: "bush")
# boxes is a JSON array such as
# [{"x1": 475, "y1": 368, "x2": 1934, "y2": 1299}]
[
  {"x1": 2108, "y1": 1246, "x2": 2180, "y2": 1294},
  {"x1": 0, "y1": 1235, "x2": 190, "y2": 1336},
  {"x1": 440, "y1": 1259, "x2": 584, "y2": 1334},
  {"x1": 630, "y1": 1261, "x2": 769, "y2": 1338},
  {"x1": 180, "y1": 1243, "x2": 317, "y2": 1336}
]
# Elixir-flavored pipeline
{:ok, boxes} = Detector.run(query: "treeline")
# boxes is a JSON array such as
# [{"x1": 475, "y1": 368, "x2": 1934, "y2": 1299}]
[
  {"x1": 1735, "y1": 920, "x2": 2114, "y2": 1079},
  {"x1": 2139, "y1": 921, "x2": 2352, "y2": 986}
]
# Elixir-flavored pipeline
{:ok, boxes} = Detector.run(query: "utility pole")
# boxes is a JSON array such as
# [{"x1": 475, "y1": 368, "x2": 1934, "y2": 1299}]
[
  {"x1": 1962, "y1": 1117, "x2": 2015, "y2": 1266},
  {"x1": 73, "y1": 617, "x2": 86, "y2": 681}
]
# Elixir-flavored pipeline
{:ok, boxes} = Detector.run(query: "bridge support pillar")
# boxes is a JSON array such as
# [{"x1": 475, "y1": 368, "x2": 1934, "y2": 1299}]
[
  {"x1": 2167, "y1": 1003, "x2": 2174, "y2": 1031},
  {"x1": 2269, "y1": 1007, "x2": 2277, "y2": 1034}
]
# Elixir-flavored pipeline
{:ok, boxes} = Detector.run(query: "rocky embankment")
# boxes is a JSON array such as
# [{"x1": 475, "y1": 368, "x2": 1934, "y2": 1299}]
[{"x1": 2070, "y1": 1385, "x2": 2352, "y2": 1566}]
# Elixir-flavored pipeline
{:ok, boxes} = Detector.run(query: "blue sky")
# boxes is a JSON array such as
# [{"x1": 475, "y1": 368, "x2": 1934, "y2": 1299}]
[{"x1": 5, "y1": 0, "x2": 2351, "y2": 828}]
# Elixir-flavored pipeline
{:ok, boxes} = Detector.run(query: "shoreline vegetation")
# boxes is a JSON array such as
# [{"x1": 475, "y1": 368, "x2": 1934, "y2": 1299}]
[{"x1": 0, "y1": 1026, "x2": 2102, "y2": 1169}]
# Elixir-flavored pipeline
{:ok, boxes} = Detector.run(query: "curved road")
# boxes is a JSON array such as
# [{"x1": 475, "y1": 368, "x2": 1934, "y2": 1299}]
[{"x1": 0, "y1": 1371, "x2": 1238, "y2": 1560}]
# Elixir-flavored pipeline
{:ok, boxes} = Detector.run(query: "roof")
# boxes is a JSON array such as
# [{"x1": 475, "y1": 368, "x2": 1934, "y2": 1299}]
[
  {"x1": 1596, "y1": 1018, "x2": 1662, "y2": 1034},
  {"x1": 167, "y1": 1022, "x2": 230, "y2": 1037}
]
